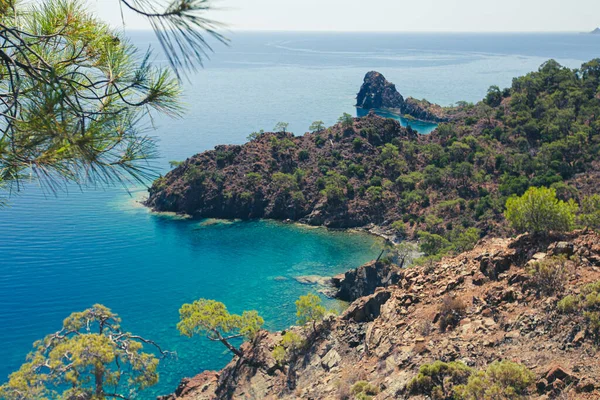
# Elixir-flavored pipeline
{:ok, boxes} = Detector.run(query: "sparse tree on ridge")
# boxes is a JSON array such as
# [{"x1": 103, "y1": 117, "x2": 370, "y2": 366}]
[
  {"x1": 177, "y1": 299, "x2": 264, "y2": 357},
  {"x1": 309, "y1": 120, "x2": 324, "y2": 133},
  {"x1": 337, "y1": 112, "x2": 354, "y2": 130},
  {"x1": 274, "y1": 122, "x2": 290, "y2": 133},
  {"x1": 296, "y1": 292, "x2": 327, "y2": 333}
]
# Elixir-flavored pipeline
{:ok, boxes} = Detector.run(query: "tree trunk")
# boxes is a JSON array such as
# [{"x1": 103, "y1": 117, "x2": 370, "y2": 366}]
[
  {"x1": 94, "y1": 365, "x2": 104, "y2": 398},
  {"x1": 215, "y1": 331, "x2": 243, "y2": 358}
]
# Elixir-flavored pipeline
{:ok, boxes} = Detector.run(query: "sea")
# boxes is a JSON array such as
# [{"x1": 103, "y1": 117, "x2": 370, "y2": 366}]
[{"x1": 0, "y1": 31, "x2": 598, "y2": 397}]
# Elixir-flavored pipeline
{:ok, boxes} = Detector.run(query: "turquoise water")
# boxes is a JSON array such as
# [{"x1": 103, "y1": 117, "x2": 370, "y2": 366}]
[
  {"x1": 1, "y1": 32, "x2": 599, "y2": 398},
  {"x1": 356, "y1": 108, "x2": 439, "y2": 134}
]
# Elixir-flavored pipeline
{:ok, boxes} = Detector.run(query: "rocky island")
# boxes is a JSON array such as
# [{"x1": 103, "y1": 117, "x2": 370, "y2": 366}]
[
  {"x1": 590, "y1": 28, "x2": 600, "y2": 34},
  {"x1": 355, "y1": 71, "x2": 456, "y2": 122},
  {"x1": 147, "y1": 60, "x2": 600, "y2": 240}
]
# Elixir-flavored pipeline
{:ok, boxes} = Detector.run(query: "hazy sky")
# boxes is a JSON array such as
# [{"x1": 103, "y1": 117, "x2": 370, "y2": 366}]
[{"x1": 89, "y1": 0, "x2": 600, "y2": 32}]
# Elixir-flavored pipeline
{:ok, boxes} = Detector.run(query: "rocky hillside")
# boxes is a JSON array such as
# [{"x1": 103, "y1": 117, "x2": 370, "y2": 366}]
[
  {"x1": 355, "y1": 71, "x2": 457, "y2": 122},
  {"x1": 160, "y1": 230, "x2": 600, "y2": 399}
]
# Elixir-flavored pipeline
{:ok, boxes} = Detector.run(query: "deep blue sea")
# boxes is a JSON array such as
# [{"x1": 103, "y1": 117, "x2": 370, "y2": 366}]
[{"x1": 1, "y1": 32, "x2": 599, "y2": 398}]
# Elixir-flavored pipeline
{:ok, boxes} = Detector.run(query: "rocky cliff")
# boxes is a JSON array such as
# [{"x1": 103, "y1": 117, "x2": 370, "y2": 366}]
[
  {"x1": 160, "y1": 230, "x2": 600, "y2": 399},
  {"x1": 356, "y1": 71, "x2": 453, "y2": 122}
]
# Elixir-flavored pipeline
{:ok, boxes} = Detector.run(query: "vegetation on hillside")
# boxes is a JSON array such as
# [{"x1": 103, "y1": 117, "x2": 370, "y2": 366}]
[
  {"x1": 408, "y1": 360, "x2": 536, "y2": 399},
  {"x1": 148, "y1": 59, "x2": 600, "y2": 261}
]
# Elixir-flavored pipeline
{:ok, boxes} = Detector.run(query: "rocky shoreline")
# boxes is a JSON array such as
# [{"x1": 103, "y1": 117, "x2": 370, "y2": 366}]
[{"x1": 159, "y1": 230, "x2": 600, "y2": 399}]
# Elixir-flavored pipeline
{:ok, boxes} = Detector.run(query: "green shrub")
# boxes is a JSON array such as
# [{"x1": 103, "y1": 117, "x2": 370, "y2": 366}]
[
  {"x1": 321, "y1": 171, "x2": 348, "y2": 205},
  {"x1": 271, "y1": 331, "x2": 304, "y2": 365},
  {"x1": 391, "y1": 220, "x2": 406, "y2": 237},
  {"x1": 557, "y1": 295, "x2": 578, "y2": 313},
  {"x1": 504, "y1": 186, "x2": 578, "y2": 234},
  {"x1": 407, "y1": 361, "x2": 473, "y2": 399},
  {"x1": 246, "y1": 172, "x2": 262, "y2": 187},
  {"x1": 298, "y1": 149, "x2": 310, "y2": 161},
  {"x1": 454, "y1": 361, "x2": 535, "y2": 399},
  {"x1": 272, "y1": 345, "x2": 286, "y2": 364},
  {"x1": 578, "y1": 194, "x2": 600, "y2": 230},
  {"x1": 450, "y1": 227, "x2": 480, "y2": 253},
  {"x1": 184, "y1": 165, "x2": 206, "y2": 183},
  {"x1": 350, "y1": 381, "x2": 379, "y2": 400},
  {"x1": 408, "y1": 360, "x2": 535, "y2": 400},
  {"x1": 418, "y1": 231, "x2": 450, "y2": 256},
  {"x1": 527, "y1": 256, "x2": 568, "y2": 295},
  {"x1": 557, "y1": 280, "x2": 600, "y2": 341}
]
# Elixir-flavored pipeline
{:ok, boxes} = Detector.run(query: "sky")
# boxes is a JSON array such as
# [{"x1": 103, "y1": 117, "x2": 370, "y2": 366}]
[{"x1": 88, "y1": 0, "x2": 600, "y2": 32}]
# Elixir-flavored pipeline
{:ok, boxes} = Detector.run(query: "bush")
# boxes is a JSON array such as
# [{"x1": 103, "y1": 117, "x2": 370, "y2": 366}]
[
  {"x1": 438, "y1": 296, "x2": 466, "y2": 332},
  {"x1": 272, "y1": 331, "x2": 304, "y2": 365},
  {"x1": 504, "y1": 186, "x2": 578, "y2": 234},
  {"x1": 298, "y1": 149, "x2": 310, "y2": 161},
  {"x1": 350, "y1": 381, "x2": 379, "y2": 400},
  {"x1": 407, "y1": 361, "x2": 473, "y2": 399},
  {"x1": 578, "y1": 194, "x2": 600, "y2": 231},
  {"x1": 557, "y1": 295, "x2": 578, "y2": 313},
  {"x1": 418, "y1": 231, "x2": 450, "y2": 256},
  {"x1": 557, "y1": 280, "x2": 600, "y2": 341},
  {"x1": 527, "y1": 256, "x2": 568, "y2": 295},
  {"x1": 450, "y1": 227, "x2": 480, "y2": 253},
  {"x1": 408, "y1": 360, "x2": 535, "y2": 400},
  {"x1": 391, "y1": 220, "x2": 406, "y2": 237},
  {"x1": 454, "y1": 361, "x2": 535, "y2": 399}
]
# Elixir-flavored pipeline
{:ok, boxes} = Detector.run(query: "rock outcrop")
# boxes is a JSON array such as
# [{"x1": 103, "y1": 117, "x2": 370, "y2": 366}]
[
  {"x1": 333, "y1": 260, "x2": 404, "y2": 301},
  {"x1": 356, "y1": 71, "x2": 451, "y2": 122},
  {"x1": 159, "y1": 230, "x2": 600, "y2": 399},
  {"x1": 356, "y1": 71, "x2": 405, "y2": 110},
  {"x1": 590, "y1": 27, "x2": 600, "y2": 34}
]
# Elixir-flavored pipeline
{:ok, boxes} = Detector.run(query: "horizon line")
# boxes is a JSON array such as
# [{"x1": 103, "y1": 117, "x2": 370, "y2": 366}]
[
  {"x1": 120, "y1": 26, "x2": 597, "y2": 34},
  {"x1": 122, "y1": 28, "x2": 598, "y2": 35}
]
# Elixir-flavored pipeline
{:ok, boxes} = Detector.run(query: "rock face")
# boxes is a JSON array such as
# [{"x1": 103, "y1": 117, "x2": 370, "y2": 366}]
[
  {"x1": 356, "y1": 71, "x2": 405, "y2": 110},
  {"x1": 159, "y1": 230, "x2": 600, "y2": 399},
  {"x1": 356, "y1": 71, "x2": 450, "y2": 122},
  {"x1": 333, "y1": 260, "x2": 404, "y2": 301}
]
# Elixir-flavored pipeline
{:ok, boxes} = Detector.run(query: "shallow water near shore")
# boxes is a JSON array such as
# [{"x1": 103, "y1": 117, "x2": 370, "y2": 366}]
[{"x1": 1, "y1": 31, "x2": 599, "y2": 397}]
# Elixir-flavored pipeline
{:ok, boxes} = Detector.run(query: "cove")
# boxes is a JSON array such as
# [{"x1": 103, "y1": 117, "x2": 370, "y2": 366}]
[
  {"x1": 356, "y1": 107, "x2": 438, "y2": 134},
  {"x1": 0, "y1": 186, "x2": 382, "y2": 397}
]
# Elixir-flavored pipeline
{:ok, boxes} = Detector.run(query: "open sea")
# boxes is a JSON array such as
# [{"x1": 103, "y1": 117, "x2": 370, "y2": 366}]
[{"x1": 0, "y1": 32, "x2": 598, "y2": 398}]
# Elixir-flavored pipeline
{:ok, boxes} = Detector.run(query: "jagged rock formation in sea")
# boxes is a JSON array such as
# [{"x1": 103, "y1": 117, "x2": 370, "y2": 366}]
[
  {"x1": 590, "y1": 28, "x2": 600, "y2": 34},
  {"x1": 159, "y1": 230, "x2": 600, "y2": 399},
  {"x1": 355, "y1": 71, "x2": 452, "y2": 122}
]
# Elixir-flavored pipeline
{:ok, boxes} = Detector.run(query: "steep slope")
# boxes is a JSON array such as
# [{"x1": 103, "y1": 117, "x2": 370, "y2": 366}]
[{"x1": 160, "y1": 230, "x2": 600, "y2": 399}]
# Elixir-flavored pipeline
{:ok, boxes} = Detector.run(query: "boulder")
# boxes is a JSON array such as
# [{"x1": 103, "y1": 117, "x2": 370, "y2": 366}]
[
  {"x1": 544, "y1": 364, "x2": 579, "y2": 385},
  {"x1": 335, "y1": 261, "x2": 403, "y2": 301},
  {"x1": 342, "y1": 290, "x2": 392, "y2": 323},
  {"x1": 321, "y1": 349, "x2": 341, "y2": 370},
  {"x1": 478, "y1": 252, "x2": 512, "y2": 280}
]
